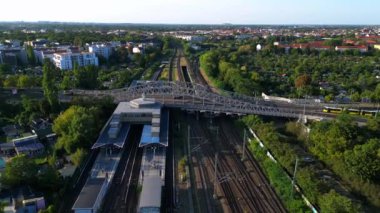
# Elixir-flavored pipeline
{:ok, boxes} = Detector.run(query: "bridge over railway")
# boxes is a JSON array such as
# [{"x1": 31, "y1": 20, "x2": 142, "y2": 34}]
[{"x1": 68, "y1": 80, "x2": 330, "y2": 120}]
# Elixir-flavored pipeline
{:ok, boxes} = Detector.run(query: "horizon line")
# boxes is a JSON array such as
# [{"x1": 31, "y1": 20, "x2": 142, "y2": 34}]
[{"x1": 0, "y1": 20, "x2": 379, "y2": 26}]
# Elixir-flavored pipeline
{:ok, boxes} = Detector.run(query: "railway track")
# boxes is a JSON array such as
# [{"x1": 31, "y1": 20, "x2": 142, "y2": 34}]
[
  {"x1": 177, "y1": 50, "x2": 286, "y2": 212},
  {"x1": 219, "y1": 118, "x2": 285, "y2": 211},
  {"x1": 101, "y1": 126, "x2": 143, "y2": 213},
  {"x1": 176, "y1": 50, "x2": 186, "y2": 82},
  {"x1": 168, "y1": 49, "x2": 177, "y2": 81}
]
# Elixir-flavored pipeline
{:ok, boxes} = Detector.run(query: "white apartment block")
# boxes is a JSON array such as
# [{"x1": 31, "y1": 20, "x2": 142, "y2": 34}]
[
  {"x1": 88, "y1": 44, "x2": 113, "y2": 60},
  {"x1": 175, "y1": 35, "x2": 206, "y2": 42},
  {"x1": 53, "y1": 52, "x2": 99, "y2": 70}
]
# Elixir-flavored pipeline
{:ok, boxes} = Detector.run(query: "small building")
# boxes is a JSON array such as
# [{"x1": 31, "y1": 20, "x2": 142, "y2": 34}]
[
  {"x1": 335, "y1": 45, "x2": 368, "y2": 53},
  {"x1": 0, "y1": 142, "x2": 16, "y2": 156},
  {"x1": 0, "y1": 48, "x2": 28, "y2": 66},
  {"x1": 4, "y1": 40, "x2": 21, "y2": 48},
  {"x1": 1, "y1": 125, "x2": 19, "y2": 138},
  {"x1": 30, "y1": 119, "x2": 56, "y2": 144},
  {"x1": 11, "y1": 186, "x2": 45, "y2": 213},
  {"x1": 12, "y1": 135, "x2": 44, "y2": 157},
  {"x1": 26, "y1": 39, "x2": 49, "y2": 48},
  {"x1": 0, "y1": 189, "x2": 16, "y2": 213}
]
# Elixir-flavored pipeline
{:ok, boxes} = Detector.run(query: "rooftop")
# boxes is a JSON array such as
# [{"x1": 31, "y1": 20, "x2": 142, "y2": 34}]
[
  {"x1": 73, "y1": 149, "x2": 122, "y2": 210},
  {"x1": 139, "y1": 146, "x2": 166, "y2": 210},
  {"x1": 72, "y1": 178, "x2": 106, "y2": 209},
  {"x1": 113, "y1": 98, "x2": 161, "y2": 116},
  {"x1": 92, "y1": 122, "x2": 130, "y2": 149},
  {"x1": 139, "y1": 176, "x2": 162, "y2": 209},
  {"x1": 139, "y1": 109, "x2": 169, "y2": 147}
]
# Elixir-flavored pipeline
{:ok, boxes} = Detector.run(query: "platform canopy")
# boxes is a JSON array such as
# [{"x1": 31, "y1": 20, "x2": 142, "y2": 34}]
[
  {"x1": 139, "y1": 109, "x2": 169, "y2": 147},
  {"x1": 139, "y1": 125, "x2": 162, "y2": 147},
  {"x1": 92, "y1": 121, "x2": 130, "y2": 149}
]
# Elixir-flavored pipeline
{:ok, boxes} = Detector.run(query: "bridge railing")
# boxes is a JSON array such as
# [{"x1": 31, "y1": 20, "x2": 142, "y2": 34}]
[{"x1": 68, "y1": 81, "x2": 328, "y2": 119}]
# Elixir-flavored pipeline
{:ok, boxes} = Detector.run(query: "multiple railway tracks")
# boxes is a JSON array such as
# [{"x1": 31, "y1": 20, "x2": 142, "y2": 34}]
[
  {"x1": 99, "y1": 48, "x2": 285, "y2": 213},
  {"x1": 101, "y1": 126, "x2": 143, "y2": 213},
  {"x1": 177, "y1": 51, "x2": 286, "y2": 212}
]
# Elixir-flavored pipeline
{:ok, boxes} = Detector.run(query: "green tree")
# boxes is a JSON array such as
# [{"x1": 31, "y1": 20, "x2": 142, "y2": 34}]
[
  {"x1": 375, "y1": 83, "x2": 380, "y2": 102},
  {"x1": 73, "y1": 36, "x2": 83, "y2": 47},
  {"x1": 26, "y1": 45, "x2": 36, "y2": 66},
  {"x1": 319, "y1": 190, "x2": 361, "y2": 213},
  {"x1": 17, "y1": 75, "x2": 33, "y2": 88},
  {"x1": 74, "y1": 65, "x2": 99, "y2": 89},
  {"x1": 37, "y1": 165, "x2": 61, "y2": 191},
  {"x1": 350, "y1": 91, "x2": 361, "y2": 102},
  {"x1": 15, "y1": 95, "x2": 41, "y2": 126},
  {"x1": 367, "y1": 117, "x2": 380, "y2": 132},
  {"x1": 296, "y1": 167, "x2": 326, "y2": 204},
  {"x1": 60, "y1": 73, "x2": 74, "y2": 90},
  {"x1": 242, "y1": 115, "x2": 263, "y2": 127},
  {"x1": 42, "y1": 59, "x2": 59, "y2": 109},
  {"x1": 344, "y1": 139, "x2": 380, "y2": 181},
  {"x1": 309, "y1": 116, "x2": 356, "y2": 160},
  {"x1": 3, "y1": 75, "x2": 18, "y2": 87},
  {"x1": 0, "y1": 64, "x2": 12, "y2": 75},
  {"x1": 53, "y1": 106, "x2": 98, "y2": 154},
  {"x1": 200, "y1": 51, "x2": 220, "y2": 78},
  {"x1": 1, "y1": 155, "x2": 38, "y2": 186},
  {"x1": 0, "y1": 202, "x2": 5, "y2": 213},
  {"x1": 38, "y1": 205, "x2": 56, "y2": 213},
  {"x1": 323, "y1": 38, "x2": 343, "y2": 47},
  {"x1": 71, "y1": 148, "x2": 87, "y2": 166}
]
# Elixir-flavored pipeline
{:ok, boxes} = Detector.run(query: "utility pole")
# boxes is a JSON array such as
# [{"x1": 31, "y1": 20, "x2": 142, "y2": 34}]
[
  {"x1": 187, "y1": 125, "x2": 191, "y2": 161},
  {"x1": 291, "y1": 158, "x2": 299, "y2": 198},
  {"x1": 213, "y1": 152, "x2": 218, "y2": 199},
  {"x1": 216, "y1": 126, "x2": 219, "y2": 140},
  {"x1": 242, "y1": 129, "x2": 247, "y2": 161}
]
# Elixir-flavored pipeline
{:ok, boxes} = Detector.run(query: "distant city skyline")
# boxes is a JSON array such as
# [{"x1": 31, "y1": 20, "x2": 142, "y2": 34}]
[{"x1": 1, "y1": 0, "x2": 380, "y2": 25}]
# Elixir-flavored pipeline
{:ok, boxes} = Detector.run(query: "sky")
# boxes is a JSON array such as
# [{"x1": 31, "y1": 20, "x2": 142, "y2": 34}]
[{"x1": 1, "y1": 0, "x2": 379, "y2": 25}]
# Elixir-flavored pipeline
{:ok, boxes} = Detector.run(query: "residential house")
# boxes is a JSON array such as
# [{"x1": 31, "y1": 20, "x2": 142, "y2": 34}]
[
  {"x1": 30, "y1": 119, "x2": 57, "y2": 145},
  {"x1": 12, "y1": 186, "x2": 45, "y2": 213},
  {"x1": 12, "y1": 135, "x2": 44, "y2": 157}
]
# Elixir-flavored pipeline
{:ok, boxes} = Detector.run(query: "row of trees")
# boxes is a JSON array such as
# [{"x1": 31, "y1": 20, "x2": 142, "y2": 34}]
[
  {"x1": 248, "y1": 139, "x2": 310, "y2": 212},
  {"x1": 0, "y1": 74, "x2": 41, "y2": 88},
  {"x1": 242, "y1": 115, "x2": 364, "y2": 212},
  {"x1": 1, "y1": 155, "x2": 61, "y2": 192},
  {"x1": 307, "y1": 115, "x2": 380, "y2": 208},
  {"x1": 199, "y1": 40, "x2": 380, "y2": 101}
]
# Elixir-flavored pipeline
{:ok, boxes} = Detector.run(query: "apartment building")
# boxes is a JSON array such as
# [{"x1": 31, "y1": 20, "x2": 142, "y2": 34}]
[
  {"x1": 88, "y1": 44, "x2": 113, "y2": 60},
  {"x1": 53, "y1": 52, "x2": 99, "y2": 70}
]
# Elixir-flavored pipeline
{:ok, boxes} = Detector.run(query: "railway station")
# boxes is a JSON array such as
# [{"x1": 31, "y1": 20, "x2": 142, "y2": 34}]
[{"x1": 72, "y1": 96, "x2": 169, "y2": 213}]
